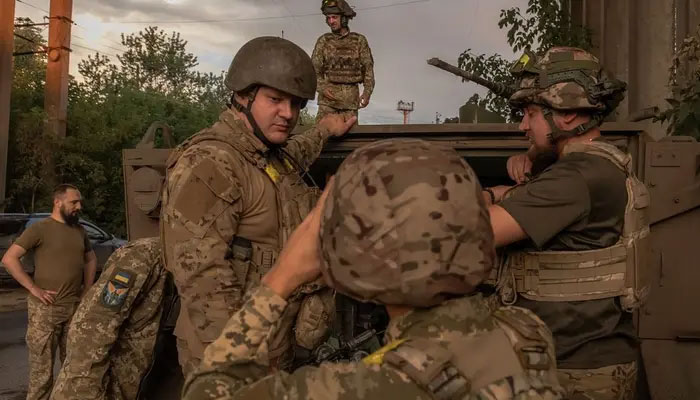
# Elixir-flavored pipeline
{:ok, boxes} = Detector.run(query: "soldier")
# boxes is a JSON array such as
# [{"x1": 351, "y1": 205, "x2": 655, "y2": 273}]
[
  {"x1": 481, "y1": 47, "x2": 646, "y2": 400},
  {"x1": 51, "y1": 237, "x2": 179, "y2": 400},
  {"x1": 313, "y1": 0, "x2": 375, "y2": 122},
  {"x1": 160, "y1": 36, "x2": 355, "y2": 377},
  {"x1": 1, "y1": 184, "x2": 97, "y2": 400},
  {"x1": 182, "y1": 138, "x2": 564, "y2": 400}
]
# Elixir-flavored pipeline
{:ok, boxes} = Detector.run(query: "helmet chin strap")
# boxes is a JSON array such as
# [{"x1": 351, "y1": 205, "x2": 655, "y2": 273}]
[
  {"x1": 231, "y1": 87, "x2": 278, "y2": 150},
  {"x1": 542, "y1": 107, "x2": 603, "y2": 143}
]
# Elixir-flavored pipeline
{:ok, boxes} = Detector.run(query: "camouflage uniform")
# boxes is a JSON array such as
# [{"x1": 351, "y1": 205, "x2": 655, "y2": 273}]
[
  {"x1": 313, "y1": 0, "x2": 374, "y2": 121},
  {"x1": 488, "y1": 47, "x2": 642, "y2": 400},
  {"x1": 161, "y1": 109, "x2": 335, "y2": 376},
  {"x1": 25, "y1": 299, "x2": 77, "y2": 400},
  {"x1": 51, "y1": 237, "x2": 171, "y2": 400},
  {"x1": 183, "y1": 139, "x2": 564, "y2": 400}
]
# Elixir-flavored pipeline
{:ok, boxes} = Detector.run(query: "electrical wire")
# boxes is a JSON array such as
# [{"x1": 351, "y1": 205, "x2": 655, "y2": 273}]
[
  {"x1": 106, "y1": 0, "x2": 429, "y2": 25},
  {"x1": 72, "y1": 43, "x2": 118, "y2": 58},
  {"x1": 16, "y1": 0, "x2": 50, "y2": 15}
]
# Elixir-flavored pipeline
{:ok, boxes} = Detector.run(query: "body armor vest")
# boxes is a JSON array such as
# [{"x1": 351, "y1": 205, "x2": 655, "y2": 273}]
[
  {"x1": 324, "y1": 33, "x2": 364, "y2": 84},
  {"x1": 363, "y1": 305, "x2": 556, "y2": 399},
  {"x1": 493, "y1": 141, "x2": 650, "y2": 310}
]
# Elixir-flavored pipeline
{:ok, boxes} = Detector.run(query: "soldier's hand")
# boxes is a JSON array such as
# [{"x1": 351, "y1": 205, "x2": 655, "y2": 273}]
[
  {"x1": 323, "y1": 88, "x2": 338, "y2": 101},
  {"x1": 262, "y1": 179, "x2": 334, "y2": 299},
  {"x1": 507, "y1": 153, "x2": 533, "y2": 184},
  {"x1": 489, "y1": 185, "x2": 514, "y2": 204},
  {"x1": 359, "y1": 93, "x2": 370, "y2": 108},
  {"x1": 318, "y1": 113, "x2": 357, "y2": 137},
  {"x1": 29, "y1": 286, "x2": 57, "y2": 305}
]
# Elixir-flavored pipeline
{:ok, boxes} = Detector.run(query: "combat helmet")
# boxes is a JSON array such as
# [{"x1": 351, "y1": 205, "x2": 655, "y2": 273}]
[
  {"x1": 225, "y1": 36, "x2": 317, "y2": 147},
  {"x1": 319, "y1": 139, "x2": 496, "y2": 308},
  {"x1": 508, "y1": 47, "x2": 627, "y2": 141},
  {"x1": 322, "y1": 0, "x2": 356, "y2": 28}
]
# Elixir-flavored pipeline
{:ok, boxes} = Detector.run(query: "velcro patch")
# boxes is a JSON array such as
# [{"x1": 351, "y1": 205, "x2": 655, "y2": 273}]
[{"x1": 101, "y1": 268, "x2": 134, "y2": 310}]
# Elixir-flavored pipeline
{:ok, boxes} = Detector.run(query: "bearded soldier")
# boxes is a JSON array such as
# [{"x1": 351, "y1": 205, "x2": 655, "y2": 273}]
[
  {"x1": 160, "y1": 36, "x2": 354, "y2": 377},
  {"x1": 482, "y1": 47, "x2": 647, "y2": 400},
  {"x1": 313, "y1": 0, "x2": 375, "y2": 122},
  {"x1": 183, "y1": 138, "x2": 563, "y2": 400}
]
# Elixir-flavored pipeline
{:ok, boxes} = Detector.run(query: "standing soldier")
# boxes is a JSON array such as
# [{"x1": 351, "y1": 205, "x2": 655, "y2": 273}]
[
  {"x1": 482, "y1": 47, "x2": 645, "y2": 400},
  {"x1": 160, "y1": 36, "x2": 355, "y2": 378},
  {"x1": 182, "y1": 138, "x2": 564, "y2": 400},
  {"x1": 1, "y1": 184, "x2": 97, "y2": 400},
  {"x1": 313, "y1": 0, "x2": 375, "y2": 122}
]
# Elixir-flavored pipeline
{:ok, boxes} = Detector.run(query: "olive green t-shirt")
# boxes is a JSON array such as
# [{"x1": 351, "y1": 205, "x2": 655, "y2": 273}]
[
  {"x1": 15, "y1": 217, "x2": 92, "y2": 305},
  {"x1": 499, "y1": 148, "x2": 638, "y2": 369}
]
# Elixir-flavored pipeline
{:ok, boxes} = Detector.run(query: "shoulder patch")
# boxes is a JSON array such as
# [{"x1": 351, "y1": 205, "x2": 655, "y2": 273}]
[{"x1": 101, "y1": 268, "x2": 135, "y2": 310}]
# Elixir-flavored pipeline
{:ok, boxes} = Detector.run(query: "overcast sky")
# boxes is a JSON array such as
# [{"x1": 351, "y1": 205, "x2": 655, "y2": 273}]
[{"x1": 15, "y1": 0, "x2": 522, "y2": 124}]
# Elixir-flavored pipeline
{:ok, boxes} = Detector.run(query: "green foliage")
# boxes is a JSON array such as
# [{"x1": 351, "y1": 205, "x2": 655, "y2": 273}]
[
  {"x1": 458, "y1": 51, "x2": 516, "y2": 121},
  {"x1": 657, "y1": 24, "x2": 700, "y2": 139},
  {"x1": 7, "y1": 23, "x2": 227, "y2": 236},
  {"x1": 458, "y1": 0, "x2": 592, "y2": 121}
]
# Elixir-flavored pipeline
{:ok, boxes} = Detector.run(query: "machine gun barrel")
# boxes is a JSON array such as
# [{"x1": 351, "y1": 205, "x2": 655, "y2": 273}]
[{"x1": 427, "y1": 57, "x2": 515, "y2": 99}]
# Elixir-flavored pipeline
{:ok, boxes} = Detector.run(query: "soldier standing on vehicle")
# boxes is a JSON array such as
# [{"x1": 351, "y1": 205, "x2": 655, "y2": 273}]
[
  {"x1": 313, "y1": 0, "x2": 375, "y2": 122},
  {"x1": 182, "y1": 138, "x2": 564, "y2": 400},
  {"x1": 481, "y1": 47, "x2": 646, "y2": 400},
  {"x1": 160, "y1": 36, "x2": 355, "y2": 378},
  {"x1": 1, "y1": 184, "x2": 97, "y2": 400}
]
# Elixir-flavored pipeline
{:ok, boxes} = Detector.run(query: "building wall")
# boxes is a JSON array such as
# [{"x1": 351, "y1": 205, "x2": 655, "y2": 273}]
[{"x1": 570, "y1": 0, "x2": 700, "y2": 139}]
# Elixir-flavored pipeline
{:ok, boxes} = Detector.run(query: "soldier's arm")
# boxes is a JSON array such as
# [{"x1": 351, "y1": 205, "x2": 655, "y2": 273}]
[
  {"x1": 311, "y1": 37, "x2": 328, "y2": 96},
  {"x1": 282, "y1": 124, "x2": 334, "y2": 170},
  {"x1": 183, "y1": 285, "x2": 428, "y2": 399},
  {"x1": 360, "y1": 35, "x2": 375, "y2": 97},
  {"x1": 163, "y1": 149, "x2": 246, "y2": 350}
]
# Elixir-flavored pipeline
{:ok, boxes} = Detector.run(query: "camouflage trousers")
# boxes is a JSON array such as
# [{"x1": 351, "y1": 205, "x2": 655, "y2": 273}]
[
  {"x1": 558, "y1": 361, "x2": 637, "y2": 400},
  {"x1": 315, "y1": 105, "x2": 358, "y2": 123},
  {"x1": 26, "y1": 297, "x2": 77, "y2": 400}
]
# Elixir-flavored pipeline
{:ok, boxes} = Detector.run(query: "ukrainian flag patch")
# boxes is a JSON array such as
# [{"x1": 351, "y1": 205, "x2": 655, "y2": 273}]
[{"x1": 101, "y1": 268, "x2": 134, "y2": 309}]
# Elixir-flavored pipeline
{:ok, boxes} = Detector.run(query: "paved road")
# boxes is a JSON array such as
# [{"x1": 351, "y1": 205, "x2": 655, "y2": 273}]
[{"x1": 0, "y1": 310, "x2": 28, "y2": 400}]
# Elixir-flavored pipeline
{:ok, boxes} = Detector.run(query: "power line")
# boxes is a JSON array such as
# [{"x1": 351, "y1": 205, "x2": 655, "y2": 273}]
[
  {"x1": 72, "y1": 34, "x2": 125, "y2": 54},
  {"x1": 73, "y1": 22, "x2": 127, "y2": 50},
  {"x1": 16, "y1": 0, "x2": 50, "y2": 15},
  {"x1": 104, "y1": 0, "x2": 429, "y2": 25},
  {"x1": 72, "y1": 43, "x2": 118, "y2": 58}
]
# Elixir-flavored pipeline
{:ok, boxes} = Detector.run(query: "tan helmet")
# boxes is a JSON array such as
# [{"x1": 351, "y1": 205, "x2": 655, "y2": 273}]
[
  {"x1": 508, "y1": 46, "x2": 626, "y2": 140},
  {"x1": 321, "y1": 0, "x2": 357, "y2": 18},
  {"x1": 224, "y1": 36, "x2": 316, "y2": 100},
  {"x1": 319, "y1": 139, "x2": 496, "y2": 308}
]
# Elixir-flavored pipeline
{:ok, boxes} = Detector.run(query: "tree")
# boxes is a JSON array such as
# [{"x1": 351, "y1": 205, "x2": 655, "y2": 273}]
[
  {"x1": 457, "y1": 0, "x2": 592, "y2": 121},
  {"x1": 6, "y1": 24, "x2": 228, "y2": 236},
  {"x1": 657, "y1": 24, "x2": 700, "y2": 139}
]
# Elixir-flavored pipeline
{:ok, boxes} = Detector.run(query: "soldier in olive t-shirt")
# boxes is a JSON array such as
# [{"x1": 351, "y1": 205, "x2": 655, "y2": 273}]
[
  {"x1": 1, "y1": 184, "x2": 98, "y2": 400},
  {"x1": 15, "y1": 217, "x2": 93, "y2": 305},
  {"x1": 499, "y1": 149, "x2": 637, "y2": 370}
]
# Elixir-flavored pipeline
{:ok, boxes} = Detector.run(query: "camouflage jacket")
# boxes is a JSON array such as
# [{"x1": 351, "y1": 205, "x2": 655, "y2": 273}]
[
  {"x1": 312, "y1": 31, "x2": 375, "y2": 110},
  {"x1": 182, "y1": 285, "x2": 564, "y2": 400},
  {"x1": 51, "y1": 238, "x2": 168, "y2": 400},
  {"x1": 161, "y1": 109, "x2": 335, "y2": 372}
]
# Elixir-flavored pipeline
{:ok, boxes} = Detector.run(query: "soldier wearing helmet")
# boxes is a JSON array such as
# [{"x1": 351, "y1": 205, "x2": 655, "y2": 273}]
[
  {"x1": 481, "y1": 47, "x2": 648, "y2": 399},
  {"x1": 160, "y1": 36, "x2": 355, "y2": 377},
  {"x1": 182, "y1": 139, "x2": 564, "y2": 400},
  {"x1": 312, "y1": 0, "x2": 375, "y2": 122}
]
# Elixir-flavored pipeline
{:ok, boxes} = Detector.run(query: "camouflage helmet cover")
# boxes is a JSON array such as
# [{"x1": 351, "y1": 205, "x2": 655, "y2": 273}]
[
  {"x1": 321, "y1": 0, "x2": 357, "y2": 18},
  {"x1": 225, "y1": 36, "x2": 317, "y2": 100},
  {"x1": 319, "y1": 139, "x2": 496, "y2": 308},
  {"x1": 508, "y1": 47, "x2": 626, "y2": 116}
]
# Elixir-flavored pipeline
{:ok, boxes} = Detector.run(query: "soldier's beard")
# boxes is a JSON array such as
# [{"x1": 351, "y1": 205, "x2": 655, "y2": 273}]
[{"x1": 60, "y1": 206, "x2": 80, "y2": 226}]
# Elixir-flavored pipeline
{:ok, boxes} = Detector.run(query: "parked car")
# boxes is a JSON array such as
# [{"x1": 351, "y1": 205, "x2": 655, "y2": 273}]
[{"x1": 0, "y1": 213, "x2": 127, "y2": 284}]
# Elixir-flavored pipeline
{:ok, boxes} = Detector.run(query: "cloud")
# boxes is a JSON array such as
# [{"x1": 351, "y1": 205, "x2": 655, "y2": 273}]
[{"x1": 14, "y1": 0, "x2": 522, "y2": 123}]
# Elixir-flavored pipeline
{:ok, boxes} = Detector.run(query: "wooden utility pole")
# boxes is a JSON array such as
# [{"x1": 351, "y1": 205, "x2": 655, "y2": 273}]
[
  {"x1": 45, "y1": 0, "x2": 73, "y2": 138},
  {"x1": 0, "y1": 0, "x2": 16, "y2": 209}
]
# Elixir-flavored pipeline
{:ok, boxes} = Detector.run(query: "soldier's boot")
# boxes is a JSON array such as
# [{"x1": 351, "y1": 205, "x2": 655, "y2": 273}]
[{"x1": 558, "y1": 361, "x2": 637, "y2": 400}]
